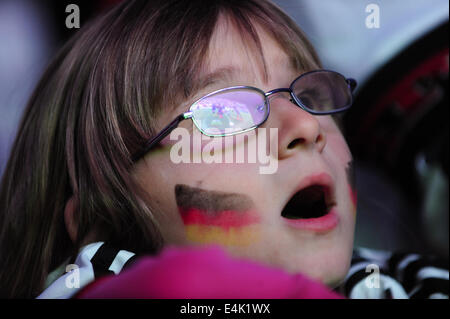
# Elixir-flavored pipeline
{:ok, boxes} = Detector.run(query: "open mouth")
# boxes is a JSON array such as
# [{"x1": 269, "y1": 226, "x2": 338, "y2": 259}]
[{"x1": 281, "y1": 184, "x2": 335, "y2": 220}]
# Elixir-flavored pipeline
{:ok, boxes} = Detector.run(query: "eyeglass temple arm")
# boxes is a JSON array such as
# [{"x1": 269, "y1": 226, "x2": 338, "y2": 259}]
[{"x1": 132, "y1": 113, "x2": 191, "y2": 162}]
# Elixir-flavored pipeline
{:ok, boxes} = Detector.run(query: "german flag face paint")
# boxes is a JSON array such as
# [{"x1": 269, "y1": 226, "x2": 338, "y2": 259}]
[{"x1": 175, "y1": 184, "x2": 261, "y2": 246}]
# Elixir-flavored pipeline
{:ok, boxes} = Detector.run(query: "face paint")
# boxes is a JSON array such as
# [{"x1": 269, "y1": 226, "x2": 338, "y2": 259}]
[
  {"x1": 175, "y1": 184, "x2": 261, "y2": 246},
  {"x1": 345, "y1": 161, "x2": 357, "y2": 212}
]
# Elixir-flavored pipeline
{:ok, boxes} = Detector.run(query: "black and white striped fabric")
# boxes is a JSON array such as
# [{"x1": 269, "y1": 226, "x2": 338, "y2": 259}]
[
  {"x1": 38, "y1": 242, "x2": 449, "y2": 299},
  {"x1": 336, "y1": 247, "x2": 449, "y2": 299},
  {"x1": 37, "y1": 242, "x2": 138, "y2": 299}
]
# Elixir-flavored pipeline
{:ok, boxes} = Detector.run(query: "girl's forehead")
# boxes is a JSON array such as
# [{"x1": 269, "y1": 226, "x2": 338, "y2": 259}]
[{"x1": 202, "y1": 18, "x2": 299, "y2": 90}]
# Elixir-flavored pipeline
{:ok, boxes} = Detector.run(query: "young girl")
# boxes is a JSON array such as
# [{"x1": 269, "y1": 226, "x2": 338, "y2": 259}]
[{"x1": 0, "y1": 0, "x2": 446, "y2": 299}]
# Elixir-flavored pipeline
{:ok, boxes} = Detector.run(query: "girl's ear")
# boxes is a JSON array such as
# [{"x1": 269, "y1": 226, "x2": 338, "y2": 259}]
[{"x1": 64, "y1": 196, "x2": 78, "y2": 243}]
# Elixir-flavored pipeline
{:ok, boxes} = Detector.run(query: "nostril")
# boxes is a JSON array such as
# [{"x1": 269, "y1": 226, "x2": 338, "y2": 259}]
[
  {"x1": 315, "y1": 134, "x2": 323, "y2": 144},
  {"x1": 315, "y1": 133, "x2": 326, "y2": 147},
  {"x1": 287, "y1": 138, "x2": 305, "y2": 149}
]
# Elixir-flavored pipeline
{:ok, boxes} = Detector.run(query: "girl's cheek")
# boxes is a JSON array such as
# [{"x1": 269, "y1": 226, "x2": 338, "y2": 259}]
[
  {"x1": 322, "y1": 124, "x2": 357, "y2": 215},
  {"x1": 325, "y1": 129, "x2": 352, "y2": 165},
  {"x1": 175, "y1": 184, "x2": 262, "y2": 246}
]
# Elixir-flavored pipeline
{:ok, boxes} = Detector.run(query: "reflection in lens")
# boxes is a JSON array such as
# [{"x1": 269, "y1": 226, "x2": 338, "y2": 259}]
[{"x1": 190, "y1": 88, "x2": 267, "y2": 135}]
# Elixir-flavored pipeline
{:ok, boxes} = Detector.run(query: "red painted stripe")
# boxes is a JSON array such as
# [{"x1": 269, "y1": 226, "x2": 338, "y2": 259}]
[
  {"x1": 179, "y1": 208, "x2": 260, "y2": 230},
  {"x1": 349, "y1": 185, "x2": 357, "y2": 208}
]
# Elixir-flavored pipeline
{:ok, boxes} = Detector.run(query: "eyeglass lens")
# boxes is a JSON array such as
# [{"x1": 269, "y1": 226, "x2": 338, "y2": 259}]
[
  {"x1": 291, "y1": 71, "x2": 351, "y2": 112},
  {"x1": 190, "y1": 71, "x2": 351, "y2": 136},
  {"x1": 190, "y1": 88, "x2": 268, "y2": 136}
]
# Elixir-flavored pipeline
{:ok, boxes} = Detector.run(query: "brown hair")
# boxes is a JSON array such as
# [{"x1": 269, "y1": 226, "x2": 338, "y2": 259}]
[{"x1": 0, "y1": 0, "x2": 321, "y2": 298}]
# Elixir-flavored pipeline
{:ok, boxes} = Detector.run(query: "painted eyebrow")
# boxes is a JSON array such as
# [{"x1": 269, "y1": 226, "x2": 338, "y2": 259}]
[{"x1": 175, "y1": 184, "x2": 255, "y2": 212}]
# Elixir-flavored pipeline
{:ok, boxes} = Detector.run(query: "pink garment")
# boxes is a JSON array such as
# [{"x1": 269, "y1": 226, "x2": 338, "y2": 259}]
[{"x1": 77, "y1": 246, "x2": 344, "y2": 299}]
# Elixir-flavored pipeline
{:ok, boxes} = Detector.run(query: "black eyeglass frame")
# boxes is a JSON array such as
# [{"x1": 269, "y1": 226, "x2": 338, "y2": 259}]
[{"x1": 133, "y1": 69, "x2": 357, "y2": 161}]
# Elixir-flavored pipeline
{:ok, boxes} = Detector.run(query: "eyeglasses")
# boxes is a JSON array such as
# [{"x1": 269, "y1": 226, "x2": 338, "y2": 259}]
[{"x1": 133, "y1": 69, "x2": 357, "y2": 161}]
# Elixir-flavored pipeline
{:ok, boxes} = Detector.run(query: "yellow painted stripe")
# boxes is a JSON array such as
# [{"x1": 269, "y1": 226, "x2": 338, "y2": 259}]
[{"x1": 185, "y1": 224, "x2": 260, "y2": 247}]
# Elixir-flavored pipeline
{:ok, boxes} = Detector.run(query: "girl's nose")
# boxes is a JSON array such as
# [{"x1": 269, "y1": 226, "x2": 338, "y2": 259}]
[{"x1": 266, "y1": 94, "x2": 327, "y2": 159}]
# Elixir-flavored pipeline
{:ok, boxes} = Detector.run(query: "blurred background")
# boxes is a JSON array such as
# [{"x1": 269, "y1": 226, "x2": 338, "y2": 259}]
[{"x1": 0, "y1": 0, "x2": 448, "y2": 259}]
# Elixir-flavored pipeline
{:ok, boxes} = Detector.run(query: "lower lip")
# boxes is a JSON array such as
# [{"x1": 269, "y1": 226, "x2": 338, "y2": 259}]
[{"x1": 282, "y1": 208, "x2": 339, "y2": 232}]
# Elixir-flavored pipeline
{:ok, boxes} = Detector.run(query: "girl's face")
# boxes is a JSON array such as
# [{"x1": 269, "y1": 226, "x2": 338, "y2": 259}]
[{"x1": 132, "y1": 20, "x2": 356, "y2": 287}]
